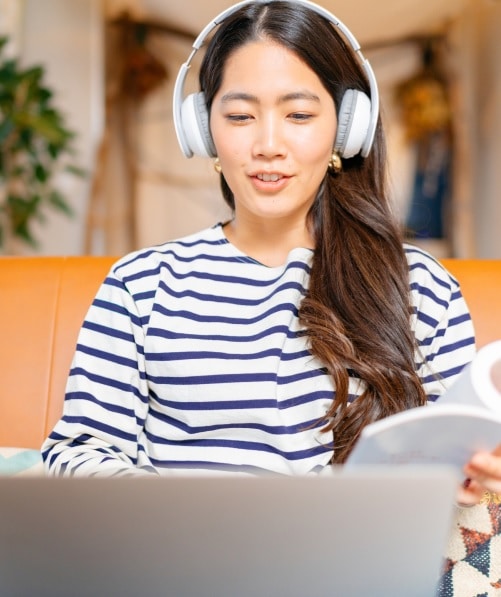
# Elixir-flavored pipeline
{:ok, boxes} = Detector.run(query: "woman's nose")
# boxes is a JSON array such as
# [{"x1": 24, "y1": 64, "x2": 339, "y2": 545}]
[{"x1": 252, "y1": 115, "x2": 287, "y2": 158}]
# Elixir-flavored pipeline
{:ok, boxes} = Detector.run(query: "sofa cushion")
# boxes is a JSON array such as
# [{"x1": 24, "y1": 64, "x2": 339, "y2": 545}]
[{"x1": 439, "y1": 497, "x2": 501, "y2": 595}]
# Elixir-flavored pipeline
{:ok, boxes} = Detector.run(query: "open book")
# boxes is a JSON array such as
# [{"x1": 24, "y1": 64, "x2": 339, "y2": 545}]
[{"x1": 346, "y1": 340, "x2": 501, "y2": 475}]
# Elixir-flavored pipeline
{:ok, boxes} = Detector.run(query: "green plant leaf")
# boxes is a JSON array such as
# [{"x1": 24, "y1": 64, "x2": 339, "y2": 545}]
[
  {"x1": 0, "y1": 35, "x2": 80, "y2": 250},
  {"x1": 34, "y1": 163, "x2": 48, "y2": 183},
  {"x1": 14, "y1": 112, "x2": 71, "y2": 146},
  {"x1": 14, "y1": 223, "x2": 38, "y2": 247},
  {"x1": 0, "y1": 58, "x2": 19, "y2": 86},
  {"x1": 0, "y1": 118, "x2": 14, "y2": 143},
  {"x1": 48, "y1": 190, "x2": 73, "y2": 216},
  {"x1": 64, "y1": 164, "x2": 87, "y2": 178},
  {"x1": 6, "y1": 194, "x2": 37, "y2": 233}
]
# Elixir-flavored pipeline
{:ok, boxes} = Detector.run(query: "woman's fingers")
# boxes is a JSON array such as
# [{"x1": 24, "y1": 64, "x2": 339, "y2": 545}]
[
  {"x1": 464, "y1": 448, "x2": 501, "y2": 495},
  {"x1": 456, "y1": 477, "x2": 485, "y2": 507}
]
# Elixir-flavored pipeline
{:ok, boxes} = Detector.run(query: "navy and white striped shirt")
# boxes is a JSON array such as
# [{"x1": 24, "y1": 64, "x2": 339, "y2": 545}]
[{"x1": 42, "y1": 224, "x2": 476, "y2": 476}]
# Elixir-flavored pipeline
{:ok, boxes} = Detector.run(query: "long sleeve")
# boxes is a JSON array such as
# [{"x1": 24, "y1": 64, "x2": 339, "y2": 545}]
[
  {"x1": 405, "y1": 245, "x2": 477, "y2": 401},
  {"x1": 42, "y1": 268, "x2": 155, "y2": 476}
]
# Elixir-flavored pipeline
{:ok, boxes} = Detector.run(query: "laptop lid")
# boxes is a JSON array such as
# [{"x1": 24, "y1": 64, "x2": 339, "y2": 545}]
[{"x1": 0, "y1": 467, "x2": 457, "y2": 597}]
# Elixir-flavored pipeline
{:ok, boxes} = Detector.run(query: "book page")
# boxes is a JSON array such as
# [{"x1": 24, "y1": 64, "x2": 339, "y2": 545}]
[{"x1": 345, "y1": 340, "x2": 501, "y2": 474}]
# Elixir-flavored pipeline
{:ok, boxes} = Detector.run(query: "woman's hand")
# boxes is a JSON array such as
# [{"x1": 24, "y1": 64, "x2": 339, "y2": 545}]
[{"x1": 456, "y1": 443, "x2": 501, "y2": 506}]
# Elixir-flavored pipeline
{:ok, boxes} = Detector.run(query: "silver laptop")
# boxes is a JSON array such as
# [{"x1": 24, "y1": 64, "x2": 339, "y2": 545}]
[{"x1": 0, "y1": 467, "x2": 457, "y2": 597}]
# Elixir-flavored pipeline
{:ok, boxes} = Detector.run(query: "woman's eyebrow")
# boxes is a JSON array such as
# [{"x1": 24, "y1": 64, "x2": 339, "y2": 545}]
[
  {"x1": 220, "y1": 90, "x2": 321, "y2": 104},
  {"x1": 220, "y1": 91, "x2": 258, "y2": 103},
  {"x1": 279, "y1": 91, "x2": 320, "y2": 103}
]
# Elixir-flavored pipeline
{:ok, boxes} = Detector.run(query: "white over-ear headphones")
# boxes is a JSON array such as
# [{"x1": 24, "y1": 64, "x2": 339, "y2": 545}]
[{"x1": 173, "y1": 0, "x2": 379, "y2": 160}]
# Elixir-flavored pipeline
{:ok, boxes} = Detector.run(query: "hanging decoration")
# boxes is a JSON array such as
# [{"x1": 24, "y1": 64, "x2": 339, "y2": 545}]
[
  {"x1": 85, "y1": 14, "x2": 169, "y2": 253},
  {"x1": 396, "y1": 37, "x2": 453, "y2": 241}
]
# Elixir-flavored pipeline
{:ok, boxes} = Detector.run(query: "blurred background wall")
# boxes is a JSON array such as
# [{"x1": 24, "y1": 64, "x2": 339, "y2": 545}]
[{"x1": 1, "y1": 0, "x2": 500, "y2": 258}]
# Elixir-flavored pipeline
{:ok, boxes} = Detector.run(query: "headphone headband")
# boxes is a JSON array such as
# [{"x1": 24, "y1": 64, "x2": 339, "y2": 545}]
[{"x1": 173, "y1": 0, "x2": 379, "y2": 159}]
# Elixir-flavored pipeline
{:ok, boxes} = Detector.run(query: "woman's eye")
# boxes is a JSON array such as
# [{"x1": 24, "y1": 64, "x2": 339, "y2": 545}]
[
  {"x1": 290, "y1": 113, "x2": 313, "y2": 122},
  {"x1": 226, "y1": 114, "x2": 252, "y2": 123}
]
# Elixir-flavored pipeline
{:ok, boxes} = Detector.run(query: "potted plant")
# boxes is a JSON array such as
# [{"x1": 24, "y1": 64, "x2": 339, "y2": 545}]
[{"x1": 0, "y1": 36, "x2": 83, "y2": 252}]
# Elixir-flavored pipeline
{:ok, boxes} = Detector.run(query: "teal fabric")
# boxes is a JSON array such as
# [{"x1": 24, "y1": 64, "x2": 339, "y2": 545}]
[{"x1": 0, "y1": 448, "x2": 42, "y2": 476}]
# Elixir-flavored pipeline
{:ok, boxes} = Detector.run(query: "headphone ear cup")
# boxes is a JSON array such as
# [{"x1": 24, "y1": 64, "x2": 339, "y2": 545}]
[
  {"x1": 334, "y1": 89, "x2": 372, "y2": 159},
  {"x1": 180, "y1": 92, "x2": 217, "y2": 158}
]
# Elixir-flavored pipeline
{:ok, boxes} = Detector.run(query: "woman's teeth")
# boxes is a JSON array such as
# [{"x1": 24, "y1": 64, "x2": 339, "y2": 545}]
[{"x1": 257, "y1": 173, "x2": 282, "y2": 182}]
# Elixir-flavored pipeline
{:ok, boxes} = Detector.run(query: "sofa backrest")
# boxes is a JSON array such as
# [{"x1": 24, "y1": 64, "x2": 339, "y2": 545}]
[
  {"x1": 441, "y1": 259, "x2": 501, "y2": 350},
  {"x1": 1, "y1": 256, "x2": 500, "y2": 449},
  {"x1": 1, "y1": 256, "x2": 115, "y2": 449}
]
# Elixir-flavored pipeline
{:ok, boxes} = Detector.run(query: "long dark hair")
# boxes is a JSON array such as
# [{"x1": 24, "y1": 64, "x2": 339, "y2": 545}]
[{"x1": 199, "y1": 1, "x2": 427, "y2": 463}]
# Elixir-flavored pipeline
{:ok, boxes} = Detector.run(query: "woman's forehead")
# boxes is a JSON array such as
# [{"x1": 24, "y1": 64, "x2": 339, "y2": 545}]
[{"x1": 218, "y1": 40, "x2": 325, "y2": 95}]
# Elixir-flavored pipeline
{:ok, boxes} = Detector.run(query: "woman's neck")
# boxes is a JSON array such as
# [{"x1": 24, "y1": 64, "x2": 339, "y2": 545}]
[{"x1": 222, "y1": 218, "x2": 314, "y2": 267}]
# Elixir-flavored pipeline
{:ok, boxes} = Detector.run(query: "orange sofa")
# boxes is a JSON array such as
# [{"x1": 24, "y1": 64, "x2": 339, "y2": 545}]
[{"x1": 0, "y1": 256, "x2": 500, "y2": 450}]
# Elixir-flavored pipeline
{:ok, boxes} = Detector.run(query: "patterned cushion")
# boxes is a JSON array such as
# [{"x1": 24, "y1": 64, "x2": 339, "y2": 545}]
[
  {"x1": 438, "y1": 494, "x2": 501, "y2": 596},
  {"x1": 0, "y1": 447, "x2": 44, "y2": 476}
]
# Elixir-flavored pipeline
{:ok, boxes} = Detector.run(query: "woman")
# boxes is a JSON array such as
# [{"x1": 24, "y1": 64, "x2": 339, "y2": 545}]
[{"x1": 42, "y1": 0, "x2": 501, "y2": 506}]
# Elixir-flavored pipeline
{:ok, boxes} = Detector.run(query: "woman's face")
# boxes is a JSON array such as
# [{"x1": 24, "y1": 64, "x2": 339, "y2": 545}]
[{"x1": 210, "y1": 39, "x2": 337, "y2": 228}]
